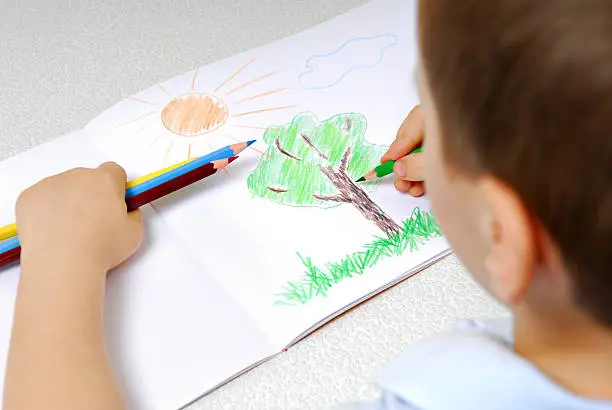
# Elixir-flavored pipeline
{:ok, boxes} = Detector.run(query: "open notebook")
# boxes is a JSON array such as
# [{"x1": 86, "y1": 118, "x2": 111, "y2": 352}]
[{"x1": 0, "y1": 1, "x2": 450, "y2": 409}]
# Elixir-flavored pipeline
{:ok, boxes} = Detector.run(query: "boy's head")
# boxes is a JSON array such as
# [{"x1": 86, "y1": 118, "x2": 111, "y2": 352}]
[{"x1": 417, "y1": 0, "x2": 612, "y2": 326}]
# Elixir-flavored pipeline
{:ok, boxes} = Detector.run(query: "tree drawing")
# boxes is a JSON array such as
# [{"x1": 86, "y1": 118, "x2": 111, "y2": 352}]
[
  {"x1": 247, "y1": 112, "x2": 401, "y2": 237},
  {"x1": 247, "y1": 112, "x2": 443, "y2": 305}
]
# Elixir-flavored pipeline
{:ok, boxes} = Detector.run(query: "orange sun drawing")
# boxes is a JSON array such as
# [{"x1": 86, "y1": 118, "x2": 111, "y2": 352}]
[
  {"x1": 112, "y1": 57, "x2": 298, "y2": 170},
  {"x1": 161, "y1": 93, "x2": 229, "y2": 136}
]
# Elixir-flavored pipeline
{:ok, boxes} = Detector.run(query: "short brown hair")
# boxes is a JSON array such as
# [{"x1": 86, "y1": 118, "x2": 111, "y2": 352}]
[{"x1": 419, "y1": 0, "x2": 612, "y2": 325}]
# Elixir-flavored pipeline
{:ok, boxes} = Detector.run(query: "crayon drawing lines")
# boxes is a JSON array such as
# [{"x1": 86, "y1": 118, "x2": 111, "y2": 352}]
[
  {"x1": 226, "y1": 72, "x2": 275, "y2": 95},
  {"x1": 298, "y1": 34, "x2": 398, "y2": 90},
  {"x1": 214, "y1": 57, "x2": 256, "y2": 93},
  {"x1": 104, "y1": 58, "x2": 299, "y2": 167}
]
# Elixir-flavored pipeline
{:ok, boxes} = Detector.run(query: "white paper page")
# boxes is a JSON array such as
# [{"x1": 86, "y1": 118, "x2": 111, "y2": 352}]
[
  {"x1": 102, "y1": 206, "x2": 273, "y2": 410},
  {"x1": 0, "y1": 132, "x2": 274, "y2": 410},
  {"x1": 86, "y1": 0, "x2": 449, "y2": 348}
]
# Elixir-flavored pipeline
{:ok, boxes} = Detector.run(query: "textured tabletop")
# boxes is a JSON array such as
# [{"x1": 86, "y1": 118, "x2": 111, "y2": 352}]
[{"x1": 0, "y1": 1, "x2": 507, "y2": 408}]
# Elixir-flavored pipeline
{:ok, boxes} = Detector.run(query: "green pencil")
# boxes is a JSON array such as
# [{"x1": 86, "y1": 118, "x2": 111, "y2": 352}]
[{"x1": 356, "y1": 146, "x2": 423, "y2": 182}]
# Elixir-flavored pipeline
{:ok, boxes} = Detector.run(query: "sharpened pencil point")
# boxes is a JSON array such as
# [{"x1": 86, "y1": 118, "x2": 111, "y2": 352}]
[
  {"x1": 356, "y1": 177, "x2": 365, "y2": 182},
  {"x1": 246, "y1": 139, "x2": 256, "y2": 146},
  {"x1": 227, "y1": 156, "x2": 238, "y2": 164}
]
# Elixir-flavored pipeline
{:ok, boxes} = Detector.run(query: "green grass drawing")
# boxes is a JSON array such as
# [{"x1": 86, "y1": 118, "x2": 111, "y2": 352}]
[{"x1": 276, "y1": 207, "x2": 442, "y2": 305}]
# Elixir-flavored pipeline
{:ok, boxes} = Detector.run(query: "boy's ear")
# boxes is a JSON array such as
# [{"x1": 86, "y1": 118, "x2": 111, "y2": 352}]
[{"x1": 479, "y1": 176, "x2": 536, "y2": 305}]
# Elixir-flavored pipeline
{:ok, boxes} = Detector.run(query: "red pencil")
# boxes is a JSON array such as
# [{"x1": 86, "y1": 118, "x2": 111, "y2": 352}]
[
  {"x1": 0, "y1": 156, "x2": 237, "y2": 269},
  {"x1": 126, "y1": 157, "x2": 236, "y2": 210},
  {"x1": 0, "y1": 245, "x2": 20, "y2": 268}
]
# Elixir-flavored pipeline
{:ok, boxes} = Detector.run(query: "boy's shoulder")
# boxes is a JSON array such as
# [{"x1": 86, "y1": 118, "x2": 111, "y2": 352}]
[{"x1": 337, "y1": 318, "x2": 612, "y2": 410}]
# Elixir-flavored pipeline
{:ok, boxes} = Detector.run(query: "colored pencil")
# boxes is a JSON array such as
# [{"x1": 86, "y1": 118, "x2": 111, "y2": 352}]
[
  {"x1": 125, "y1": 157, "x2": 235, "y2": 211},
  {"x1": 0, "y1": 223, "x2": 17, "y2": 242},
  {"x1": 0, "y1": 156, "x2": 240, "y2": 269},
  {"x1": 356, "y1": 146, "x2": 423, "y2": 182},
  {"x1": 0, "y1": 140, "x2": 255, "y2": 242},
  {"x1": 0, "y1": 236, "x2": 19, "y2": 257},
  {"x1": 0, "y1": 244, "x2": 20, "y2": 268},
  {"x1": 126, "y1": 140, "x2": 255, "y2": 197},
  {"x1": 126, "y1": 157, "x2": 196, "y2": 189}
]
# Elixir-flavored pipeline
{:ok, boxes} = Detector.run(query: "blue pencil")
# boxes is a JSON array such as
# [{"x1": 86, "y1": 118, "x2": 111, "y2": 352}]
[
  {"x1": 0, "y1": 236, "x2": 19, "y2": 255},
  {"x1": 125, "y1": 140, "x2": 255, "y2": 197}
]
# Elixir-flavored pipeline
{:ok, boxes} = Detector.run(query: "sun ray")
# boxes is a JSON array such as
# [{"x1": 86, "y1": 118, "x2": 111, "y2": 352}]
[
  {"x1": 124, "y1": 121, "x2": 158, "y2": 138},
  {"x1": 195, "y1": 138, "x2": 227, "y2": 165},
  {"x1": 232, "y1": 125, "x2": 267, "y2": 130},
  {"x1": 158, "y1": 84, "x2": 173, "y2": 97},
  {"x1": 113, "y1": 111, "x2": 158, "y2": 129},
  {"x1": 132, "y1": 124, "x2": 172, "y2": 150},
  {"x1": 226, "y1": 72, "x2": 274, "y2": 95},
  {"x1": 164, "y1": 140, "x2": 175, "y2": 165},
  {"x1": 199, "y1": 138, "x2": 214, "y2": 156},
  {"x1": 129, "y1": 97, "x2": 159, "y2": 107},
  {"x1": 219, "y1": 133, "x2": 267, "y2": 156},
  {"x1": 146, "y1": 130, "x2": 170, "y2": 151},
  {"x1": 233, "y1": 87, "x2": 291, "y2": 104},
  {"x1": 132, "y1": 121, "x2": 159, "y2": 134},
  {"x1": 214, "y1": 57, "x2": 257, "y2": 93},
  {"x1": 223, "y1": 168, "x2": 231, "y2": 176},
  {"x1": 232, "y1": 105, "x2": 298, "y2": 118},
  {"x1": 191, "y1": 68, "x2": 199, "y2": 91}
]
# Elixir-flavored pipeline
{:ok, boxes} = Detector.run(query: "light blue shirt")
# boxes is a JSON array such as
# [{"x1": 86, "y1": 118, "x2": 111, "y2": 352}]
[{"x1": 337, "y1": 318, "x2": 612, "y2": 410}]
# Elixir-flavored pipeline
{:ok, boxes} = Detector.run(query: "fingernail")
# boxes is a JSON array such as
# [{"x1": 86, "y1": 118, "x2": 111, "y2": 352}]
[{"x1": 394, "y1": 160, "x2": 405, "y2": 177}]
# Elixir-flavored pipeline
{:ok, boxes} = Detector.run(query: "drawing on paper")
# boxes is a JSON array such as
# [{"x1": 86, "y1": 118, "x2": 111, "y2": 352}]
[
  {"x1": 278, "y1": 207, "x2": 442, "y2": 305},
  {"x1": 248, "y1": 112, "x2": 400, "y2": 236},
  {"x1": 247, "y1": 112, "x2": 442, "y2": 305},
  {"x1": 111, "y1": 57, "x2": 297, "y2": 166},
  {"x1": 298, "y1": 34, "x2": 398, "y2": 90}
]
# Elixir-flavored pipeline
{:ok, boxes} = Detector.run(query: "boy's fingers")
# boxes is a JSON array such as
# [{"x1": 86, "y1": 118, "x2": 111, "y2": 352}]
[
  {"x1": 128, "y1": 208, "x2": 143, "y2": 223},
  {"x1": 382, "y1": 106, "x2": 423, "y2": 162},
  {"x1": 126, "y1": 210, "x2": 144, "y2": 251},
  {"x1": 408, "y1": 182, "x2": 426, "y2": 197},
  {"x1": 394, "y1": 179, "x2": 413, "y2": 193},
  {"x1": 394, "y1": 180, "x2": 426, "y2": 197},
  {"x1": 99, "y1": 162, "x2": 127, "y2": 184},
  {"x1": 394, "y1": 152, "x2": 424, "y2": 182},
  {"x1": 98, "y1": 162, "x2": 128, "y2": 196}
]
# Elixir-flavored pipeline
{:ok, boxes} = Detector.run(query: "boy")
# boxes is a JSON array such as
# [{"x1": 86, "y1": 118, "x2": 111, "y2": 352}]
[
  {"x1": 4, "y1": 0, "x2": 612, "y2": 409},
  {"x1": 344, "y1": 1, "x2": 612, "y2": 409}
]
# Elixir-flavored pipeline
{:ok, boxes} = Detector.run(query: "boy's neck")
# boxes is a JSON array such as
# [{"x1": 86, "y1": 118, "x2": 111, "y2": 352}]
[{"x1": 514, "y1": 305, "x2": 612, "y2": 400}]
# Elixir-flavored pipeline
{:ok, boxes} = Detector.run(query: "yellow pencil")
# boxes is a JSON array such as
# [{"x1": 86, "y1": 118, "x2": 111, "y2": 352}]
[
  {"x1": 126, "y1": 158, "x2": 196, "y2": 188},
  {"x1": 0, "y1": 223, "x2": 17, "y2": 242},
  {"x1": 0, "y1": 158, "x2": 197, "y2": 241}
]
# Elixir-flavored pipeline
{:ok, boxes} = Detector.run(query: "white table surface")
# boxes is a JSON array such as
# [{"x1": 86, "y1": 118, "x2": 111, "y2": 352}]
[{"x1": 0, "y1": 1, "x2": 508, "y2": 409}]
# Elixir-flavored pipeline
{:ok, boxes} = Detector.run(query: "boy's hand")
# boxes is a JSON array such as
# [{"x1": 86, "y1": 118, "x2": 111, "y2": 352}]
[
  {"x1": 382, "y1": 106, "x2": 425, "y2": 197},
  {"x1": 5, "y1": 162, "x2": 139, "y2": 410},
  {"x1": 16, "y1": 162, "x2": 143, "y2": 273}
]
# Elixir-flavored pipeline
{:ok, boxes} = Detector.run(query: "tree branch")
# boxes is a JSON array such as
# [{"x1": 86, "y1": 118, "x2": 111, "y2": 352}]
[
  {"x1": 301, "y1": 133, "x2": 328, "y2": 160},
  {"x1": 313, "y1": 193, "x2": 350, "y2": 203},
  {"x1": 275, "y1": 138, "x2": 302, "y2": 161},
  {"x1": 339, "y1": 146, "x2": 352, "y2": 173},
  {"x1": 268, "y1": 187, "x2": 288, "y2": 193}
]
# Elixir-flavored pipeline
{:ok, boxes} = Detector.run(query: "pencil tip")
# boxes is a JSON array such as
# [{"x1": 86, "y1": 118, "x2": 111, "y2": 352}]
[
  {"x1": 246, "y1": 139, "x2": 256, "y2": 147},
  {"x1": 356, "y1": 177, "x2": 365, "y2": 182},
  {"x1": 227, "y1": 156, "x2": 238, "y2": 164}
]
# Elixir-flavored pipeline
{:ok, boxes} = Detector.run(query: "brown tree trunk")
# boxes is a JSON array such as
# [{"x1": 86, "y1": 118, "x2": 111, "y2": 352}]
[{"x1": 320, "y1": 165, "x2": 401, "y2": 238}]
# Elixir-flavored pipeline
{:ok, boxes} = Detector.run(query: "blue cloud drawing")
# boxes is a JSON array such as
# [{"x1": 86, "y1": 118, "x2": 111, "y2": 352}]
[{"x1": 298, "y1": 34, "x2": 398, "y2": 90}]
